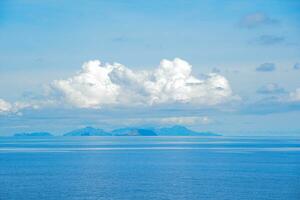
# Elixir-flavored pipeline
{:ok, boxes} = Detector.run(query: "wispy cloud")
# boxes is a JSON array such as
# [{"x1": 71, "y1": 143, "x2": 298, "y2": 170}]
[
  {"x1": 159, "y1": 116, "x2": 213, "y2": 125},
  {"x1": 105, "y1": 116, "x2": 214, "y2": 127},
  {"x1": 239, "y1": 12, "x2": 278, "y2": 29},
  {"x1": 240, "y1": 100, "x2": 300, "y2": 115},
  {"x1": 254, "y1": 35, "x2": 285, "y2": 45},
  {"x1": 257, "y1": 83, "x2": 286, "y2": 94},
  {"x1": 241, "y1": 88, "x2": 300, "y2": 115},
  {"x1": 256, "y1": 63, "x2": 276, "y2": 72}
]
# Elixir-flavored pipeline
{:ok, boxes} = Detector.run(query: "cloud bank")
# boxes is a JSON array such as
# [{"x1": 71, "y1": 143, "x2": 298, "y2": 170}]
[{"x1": 52, "y1": 58, "x2": 234, "y2": 109}]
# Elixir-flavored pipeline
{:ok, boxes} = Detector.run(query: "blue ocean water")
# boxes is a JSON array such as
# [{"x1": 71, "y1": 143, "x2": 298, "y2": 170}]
[{"x1": 0, "y1": 136, "x2": 299, "y2": 200}]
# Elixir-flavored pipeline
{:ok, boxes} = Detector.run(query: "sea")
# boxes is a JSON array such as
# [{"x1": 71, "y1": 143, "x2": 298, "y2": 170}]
[{"x1": 0, "y1": 136, "x2": 299, "y2": 200}]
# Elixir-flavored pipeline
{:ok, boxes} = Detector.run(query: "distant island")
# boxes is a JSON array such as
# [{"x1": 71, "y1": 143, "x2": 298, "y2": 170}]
[
  {"x1": 12, "y1": 125, "x2": 220, "y2": 137},
  {"x1": 14, "y1": 132, "x2": 53, "y2": 137},
  {"x1": 62, "y1": 125, "x2": 220, "y2": 136},
  {"x1": 63, "y1": 126, "x2": 157, "y2": 136}
]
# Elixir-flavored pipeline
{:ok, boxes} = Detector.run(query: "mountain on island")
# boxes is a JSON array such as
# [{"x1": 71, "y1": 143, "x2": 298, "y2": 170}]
[
  {"x1": 14, "y1": 132, "x2": 53, "y2": 137},
  {"x1": 64, "y1": 126, "x2": 110, "y2": 136}
]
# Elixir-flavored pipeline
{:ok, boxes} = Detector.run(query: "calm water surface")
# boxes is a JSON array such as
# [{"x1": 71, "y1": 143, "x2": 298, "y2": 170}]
[{"x1": 0, "y1": 136, "x2": 299, "y2": 200}]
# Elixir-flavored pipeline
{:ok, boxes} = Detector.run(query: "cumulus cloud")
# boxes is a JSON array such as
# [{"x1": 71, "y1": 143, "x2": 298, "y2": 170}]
[
  {"x1": 256, "y1": 63, "x2": 276, "y2": 72},
  {"x1": 257, "y1": 83, "x2": 286, "y2": 94},
  {"x1": 239, "y1": 12, "x2": 278, "y2": 28},
  {"x1": 52, "y1": 58, "x2": 234, "y2": 109},
  {"x1": 53, "y1": 60, "x2": 119, "y2": 108}
]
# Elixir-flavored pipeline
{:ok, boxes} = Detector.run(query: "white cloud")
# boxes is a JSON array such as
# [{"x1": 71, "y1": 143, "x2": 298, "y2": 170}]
[
  {"x1": 0, "y1": 98, "x2": 55, "y2": 115},
  {"x1": 52, "y1": 58, "x2": 234, "y2": 108},
  {"x1": 53, "y1": 60, "x2": 119, "y2": 108},
  {"x1": 288, "y1": 88, "x2": 300, "y2": 102},
  {"x1": 0, "y1": 99, "x2": 13, "y2": 114}
]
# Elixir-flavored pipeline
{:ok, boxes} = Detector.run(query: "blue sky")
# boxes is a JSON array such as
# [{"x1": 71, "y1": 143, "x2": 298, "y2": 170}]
[{"x1": 0, "y1": 0, "x2": 300, "y2": 135}]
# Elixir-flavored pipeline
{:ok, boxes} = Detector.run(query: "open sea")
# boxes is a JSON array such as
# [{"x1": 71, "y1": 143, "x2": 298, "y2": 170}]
[{"x1": 0, "y1": 136, "x2": 299, "y2": 200}]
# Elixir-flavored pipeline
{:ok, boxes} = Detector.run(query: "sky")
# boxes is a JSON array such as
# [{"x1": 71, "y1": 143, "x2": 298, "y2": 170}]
[{"x1": 0, "y1": 0, "x2": 300, "y2": 136}]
